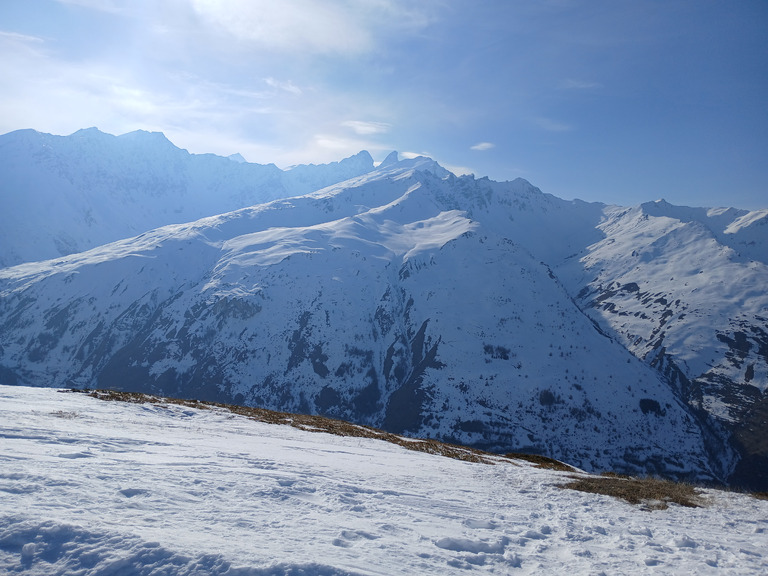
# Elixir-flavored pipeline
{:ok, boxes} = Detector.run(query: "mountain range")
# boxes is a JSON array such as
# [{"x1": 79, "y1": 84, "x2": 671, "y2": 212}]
[
  {"x1": 0, "y1": 127, "x2": 375, "y2": 268},
  {"x1": 0, "y1": 128, "x2": 766, "y2": 490}
]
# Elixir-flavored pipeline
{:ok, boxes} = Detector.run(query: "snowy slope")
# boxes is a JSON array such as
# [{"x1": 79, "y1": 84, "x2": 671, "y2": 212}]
[
  {"x1": 0, "y1": 128, "x2": 375, "y2": 267},
  {"x1": 556, "y1": 200, "x2": 768, "y2": 489},
  {"x1": 1, "y1": 385, "x2": 767, "y2": 576}
]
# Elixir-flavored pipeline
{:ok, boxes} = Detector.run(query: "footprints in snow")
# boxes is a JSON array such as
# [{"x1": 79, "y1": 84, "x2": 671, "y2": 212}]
[
  {"x1": 332, "y1": 530, "x2": 380, "y2": 548},
  {"x1": 433, "y1": 518, "x2": 549, "y2": 570}
]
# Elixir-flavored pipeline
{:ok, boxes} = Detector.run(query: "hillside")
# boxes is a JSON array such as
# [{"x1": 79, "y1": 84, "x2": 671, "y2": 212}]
[
  {"x1": 556, "y1": 200, "x2": 768, "y2": 489},
  {"x1": 1, "y1": 385, "x2": 766, "y2": 575}
]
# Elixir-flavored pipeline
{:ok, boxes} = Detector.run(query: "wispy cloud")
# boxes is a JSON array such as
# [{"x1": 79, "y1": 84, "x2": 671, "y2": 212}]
[
  {"x1": 0, "y1": 1, "x2": 445, "y2": 171},
  {"x1": 265, "y1": 77, "x2": 302, "y2": 96},
  {"x1": 442, "y1": 163, "x2": 474, "y2": 176},
  {"x1": 0, "y1": 30, "x2": 48, "y2": 59},
  {"x1": 186, "y1": 0, "x2": 439, "y2": 56},
  {"x1": 561, "y1": 79, "x2": 602, "y2": 90},
  {"x1": 0, "y1": 30, "x2": 46, "y2": 44},
  {"x1": 190, "y1": 0, "x2": 373, "y2": 55},
  {"x1": 535, "y1": 117, "x2": 573, "y2": 132},
  {"x1": 54, "y1": 0, "x2": 125, "y2": 14},
  {"x1": 342, "y1": 120, "x2": 391, "y2": 135},
  {"x1": 470, "y1": 142, "x2": 494, "y2": 151}
]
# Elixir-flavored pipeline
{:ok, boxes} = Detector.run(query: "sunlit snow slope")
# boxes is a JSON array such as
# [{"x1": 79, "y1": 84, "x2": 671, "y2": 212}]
[
  {"x1": 2, "y1": 385, "x2": 767, "y2": 576},
  {"x1": 557, "y1": 200, "x2": 768, "y2": 489}
]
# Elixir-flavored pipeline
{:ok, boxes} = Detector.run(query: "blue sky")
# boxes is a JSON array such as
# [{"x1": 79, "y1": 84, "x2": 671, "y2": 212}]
[{"x1": 1, "y1": 0, "x2": 766, "y2": 208}]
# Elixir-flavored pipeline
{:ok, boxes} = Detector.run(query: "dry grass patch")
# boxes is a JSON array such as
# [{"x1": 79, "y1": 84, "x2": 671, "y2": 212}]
[
  {"x1": 752, "y1": 492, "x2": 768, "y2": 501},
  {"x1": 558, "y1": 474, "x2": 704, "y2": 510},
  {"x1": 505, "y1": 452, "x2": 576, "y2": 472},
  {"x1": 69, "y1": 389, "x2": 502, "y2": 464},
  {"x1": 50, "y1": 410, "x2": 78, "y2": 419}
]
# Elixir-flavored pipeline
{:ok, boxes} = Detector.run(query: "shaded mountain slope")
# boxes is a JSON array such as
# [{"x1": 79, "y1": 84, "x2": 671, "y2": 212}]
[{"x1": 557, "y1": 200, "x2": 768, "y2": 489}]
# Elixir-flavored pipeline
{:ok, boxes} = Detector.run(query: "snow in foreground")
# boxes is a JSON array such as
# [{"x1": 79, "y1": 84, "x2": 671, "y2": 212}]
[{"x1": 1, "y1": 386, "x2": 766, "y2": 575}]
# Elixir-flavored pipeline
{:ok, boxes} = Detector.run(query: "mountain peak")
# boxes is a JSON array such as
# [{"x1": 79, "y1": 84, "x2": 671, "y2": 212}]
[
  {"x1": 379, "y1": 151, "x2": 399, "y2": 167},
  {"x1": 71, "y1": 127, "x2": 113, "y2": 141},
  {"x1": 339, "y1": 150, "x2": 374, "y2": 171},
  {"x1": 118, "y1": 129, "x2": 176, "y2": 147},
  {"x1": 72, "y1": 126, "x2": 104, "y2": 135}
]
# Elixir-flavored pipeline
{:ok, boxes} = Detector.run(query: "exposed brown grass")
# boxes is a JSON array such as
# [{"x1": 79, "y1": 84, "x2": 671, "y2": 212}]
[
  {"x1": 70, "y1": 388, "x2": 506, "y2": 464},
  {"x1": 558, "y1": 474, "x2": 704, "y2": 510},
  {"x1": 50, "y1": 410, "x2": 79, "y2": 419},
  {"x1": 70, "y1": 388, "x2": 754, "y2": 509},
  {"x1": 504, "y1": 452, "x2": 577, "y2": 472}
]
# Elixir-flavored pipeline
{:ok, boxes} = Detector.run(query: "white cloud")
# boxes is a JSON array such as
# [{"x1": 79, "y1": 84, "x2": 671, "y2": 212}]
[
  {"x1": 0, "y1": 1, "x2": 443, "y2": 172},
  {"x1": 190, "y1": 0, "x2": 373, "y2": 54},
  {"x1": 470, "y1": 142, "x2": 494, "y2": 151},
  {"x1": 0, "y1": 30, "x2": 46, "y2": 44},
  {"x1": 186, "y1": 0, "x2": 439, "y2": 56},
  {"x1": 313, "y1": 134, "x2": 356, "y2": 151},
  {"x1": 535, "y1": 117, "x2": 573, "y2": 132},
  {"x1": 0, "y1": 34, "x2": 237, "y2": 143},
  {"x1": 0, "y1": 30, "x2": 48, "y2": 60},
  {"x1": 342, "y1": 120, "x2": 391, "y2": 135},
  {"x1": 442, "y1": 163, "x2": 474, "y2": 176},
  {"x1": 562, "y1": 79, "x2": 602, "y2": 90},
  {"x1": 265, "y1": 77, "x2": 302, "y2": 96},
  {"x1": 54, "y1": 0, "x2": 126, "y2": 14}
]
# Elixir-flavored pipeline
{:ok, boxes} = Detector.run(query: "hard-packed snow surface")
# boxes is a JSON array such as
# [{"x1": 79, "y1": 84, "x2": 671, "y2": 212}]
[{"x1": 1, "y1": 385, "x2": 766, "y2": 575}]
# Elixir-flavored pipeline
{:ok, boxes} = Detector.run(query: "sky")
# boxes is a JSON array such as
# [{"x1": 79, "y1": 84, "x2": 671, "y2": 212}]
[{"x1": 0, "y1": 0, "x2": 766, "y2": 209}]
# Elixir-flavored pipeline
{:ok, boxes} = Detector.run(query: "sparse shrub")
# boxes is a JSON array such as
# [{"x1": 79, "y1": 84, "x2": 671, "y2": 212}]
[
  {"x1": 639, "y1": 398, "x2": 666, "y2": 416},
  {"x1": 558, "y1": 474, "x2": 703, "y2": 510},
  {"x1": 505, "y1": 452, "x2": 576, "y2": 472},
  {"x1": 539, "y1": 389, "x2": 557, "y2": 406}
]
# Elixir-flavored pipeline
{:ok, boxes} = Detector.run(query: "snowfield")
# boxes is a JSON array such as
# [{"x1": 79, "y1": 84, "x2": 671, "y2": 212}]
[{"x1": 1, "y1": 385, "x2": 766, "y2": 575}]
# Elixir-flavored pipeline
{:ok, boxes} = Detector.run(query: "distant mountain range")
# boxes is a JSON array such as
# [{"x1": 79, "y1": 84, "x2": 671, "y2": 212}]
[
  {"x1": 1, "y1": 129, "x2": 766, "y2": 490},
  {"x1": 0, "y1": 128, "x2": 375, "y2": 267}
]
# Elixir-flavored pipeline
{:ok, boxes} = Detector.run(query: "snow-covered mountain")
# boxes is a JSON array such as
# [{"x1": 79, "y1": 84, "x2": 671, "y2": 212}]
[
  {"x1": 3, "y1": 385, "x2": 767, "y2": 575},
  {"x1": 557, "y1": 200, "x2": 768, "y2": 489},
  {"x1": 0, "y1": 132, "x2": 766, "y2": 489},
  {"x1": 0, "y1": 128, "x2": 375, "y2": 267}
]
